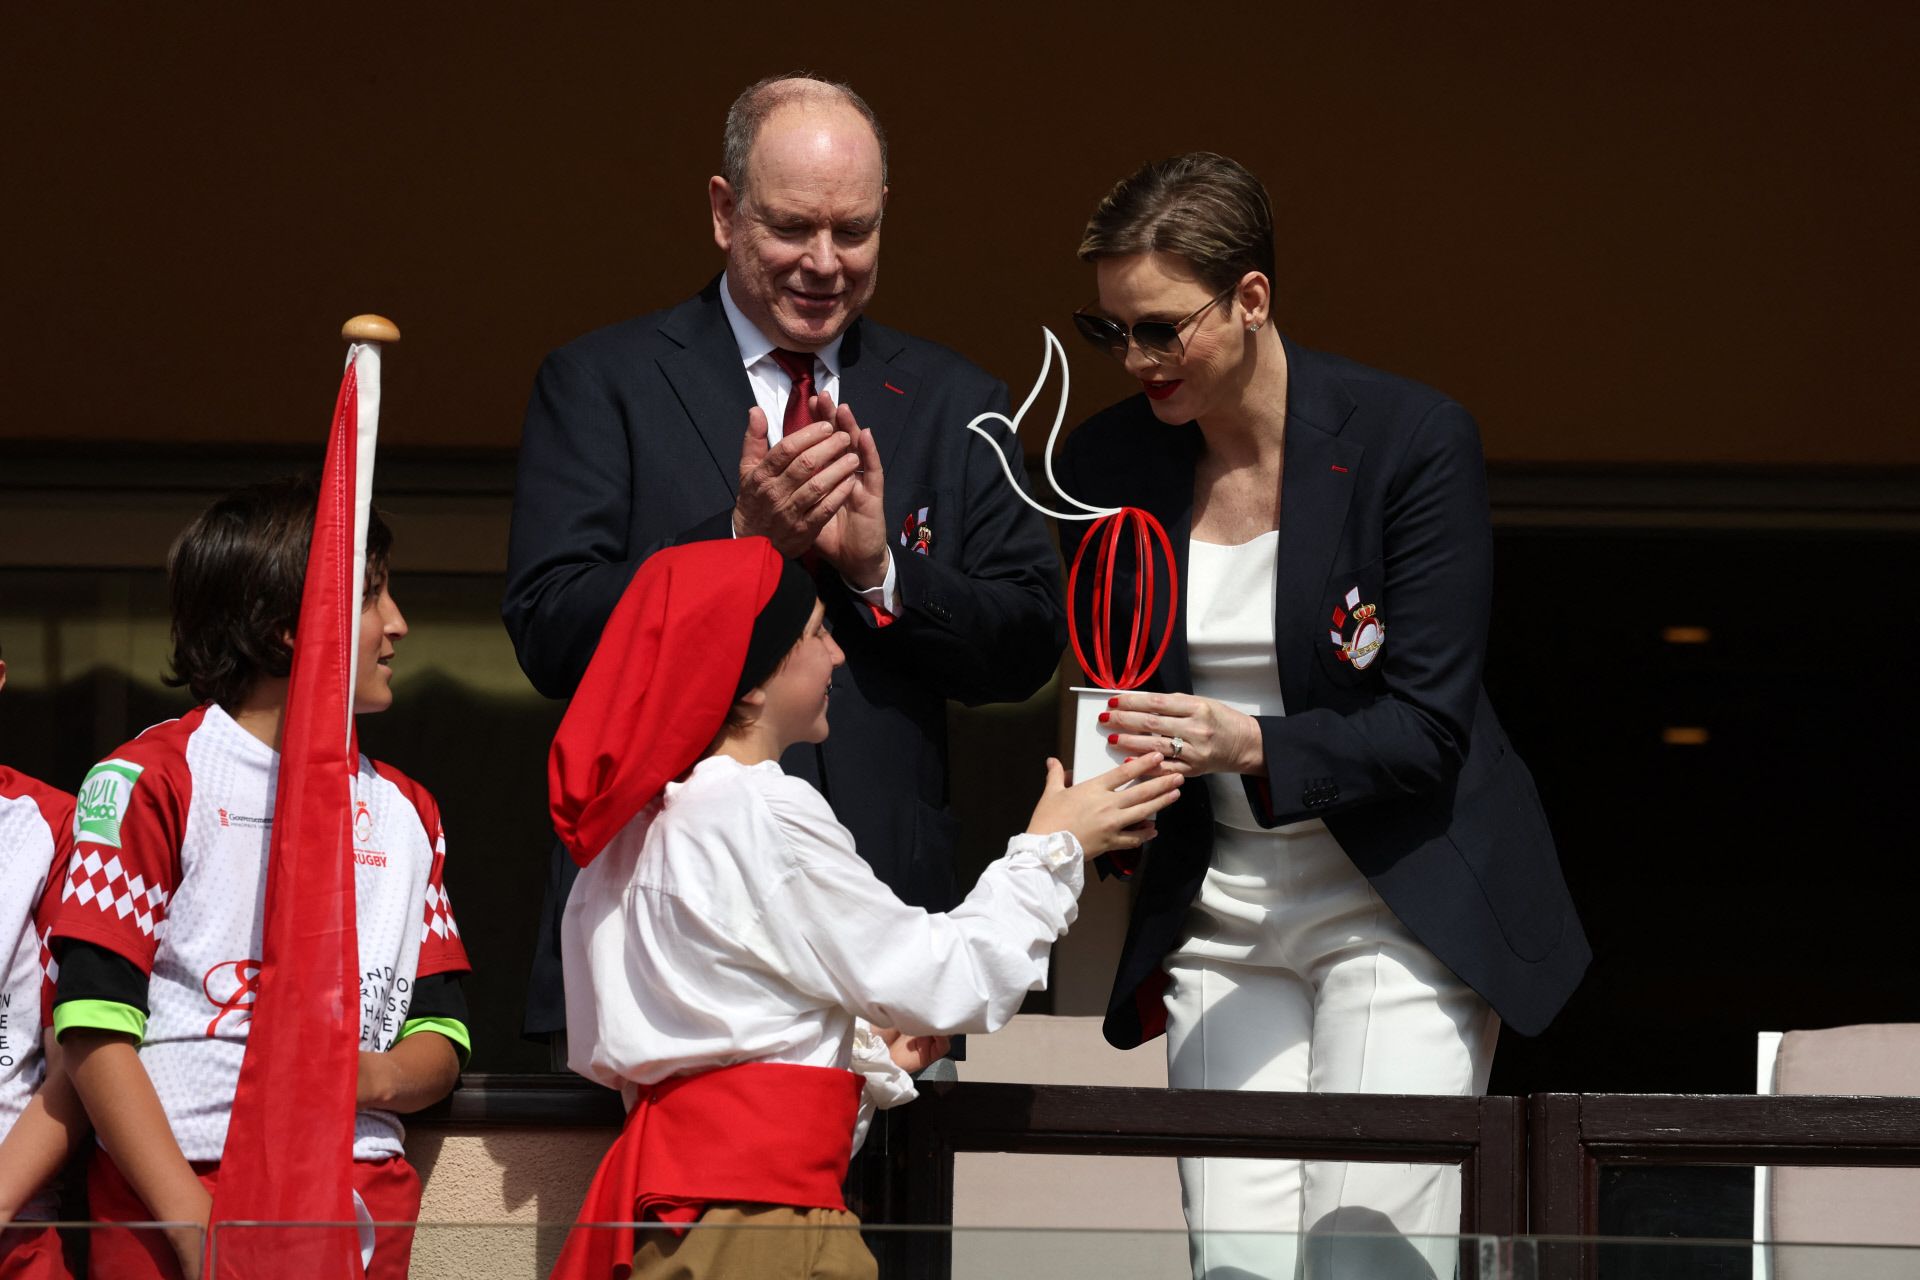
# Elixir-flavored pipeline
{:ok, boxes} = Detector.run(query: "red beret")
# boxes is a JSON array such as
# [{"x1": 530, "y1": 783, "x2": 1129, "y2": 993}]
[{"x1": 548, "y1": 538, "x2": 788, "y2": 866}]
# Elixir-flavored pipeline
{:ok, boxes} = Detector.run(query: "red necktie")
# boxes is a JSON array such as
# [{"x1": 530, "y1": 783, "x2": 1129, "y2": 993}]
[
  {"x1": 770, "y1": 348, "x2": 815, "y2": 440},
  {"x1": 769, "y1": 349, "x2": 825, "y2": 572},
  {"x1": 770, "y1": 349, "x2": 894, "y2": 626}
]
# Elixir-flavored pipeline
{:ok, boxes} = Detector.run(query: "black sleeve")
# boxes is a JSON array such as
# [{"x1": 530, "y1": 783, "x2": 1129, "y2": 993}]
[
  {"x1": 51, "y1": 938, "x2": 150, "y2": 1015},
  {"x1": 404, "y1": 970, "x2": 468, "y2": 1026}
]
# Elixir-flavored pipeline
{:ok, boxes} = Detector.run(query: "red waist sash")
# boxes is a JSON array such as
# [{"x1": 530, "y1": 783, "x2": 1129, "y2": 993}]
[{"x1": 550, "y1": 1062, "x2": 863, "y2": 1280}]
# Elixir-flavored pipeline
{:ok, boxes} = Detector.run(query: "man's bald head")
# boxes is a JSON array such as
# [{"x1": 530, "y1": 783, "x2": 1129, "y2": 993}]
[
  {"x1": 722, "y1": 73, "x2": 888, "y2": 200},
  {"x1": 709, "y1": 74, "x2": 890, "y2": 352}
]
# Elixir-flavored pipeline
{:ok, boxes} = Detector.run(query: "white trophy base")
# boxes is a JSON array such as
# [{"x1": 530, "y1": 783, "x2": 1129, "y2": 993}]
[{"x1": 1068, "y1": 686, "x2": 1131, "y2": 788}]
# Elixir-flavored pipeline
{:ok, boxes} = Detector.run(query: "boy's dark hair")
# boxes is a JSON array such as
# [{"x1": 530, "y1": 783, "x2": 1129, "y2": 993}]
[{"x1": 165, "y1": 473, "x2": 393, "y2": 709}]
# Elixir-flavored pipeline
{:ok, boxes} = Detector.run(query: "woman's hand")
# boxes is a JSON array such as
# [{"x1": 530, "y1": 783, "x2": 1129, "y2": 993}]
[
  {"x1": 1027, "y1": 753, "x2": 1183, "y2": 858},
  {"x1": 1101, "y1": 693, "x2": 1263, "y2": 777}
]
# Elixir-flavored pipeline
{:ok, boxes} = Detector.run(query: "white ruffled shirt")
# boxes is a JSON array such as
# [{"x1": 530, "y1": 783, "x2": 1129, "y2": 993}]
[{"x1": 561, "y1": 755, "x2": 1084, "y2": 1148}]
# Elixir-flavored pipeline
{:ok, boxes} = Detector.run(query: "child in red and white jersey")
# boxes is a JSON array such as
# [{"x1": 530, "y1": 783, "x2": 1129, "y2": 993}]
[
  {"x1": 0, "y1": 643, "x2": 84, "y2": 1280},
  {"x1": 48, "y1": 476, "x2": 471, "y2": 1280}
]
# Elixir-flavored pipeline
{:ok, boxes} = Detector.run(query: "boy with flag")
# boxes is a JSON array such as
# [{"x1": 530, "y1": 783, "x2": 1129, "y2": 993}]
[
  {"x1": 47, "y1": 474, "x2": 471, "y2": 1280},
  {"x1": 549, "y1": 537, "x2": 1183, "y2": 1280},
  {"x1": 0, "y1": 641, "x2": 85, "y2": 1279}
]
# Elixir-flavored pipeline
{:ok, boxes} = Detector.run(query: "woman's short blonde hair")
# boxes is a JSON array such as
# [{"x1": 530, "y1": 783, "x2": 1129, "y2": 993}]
[{"x1": 1078, "y1": 152, "x2": 1276, "y2": 292}]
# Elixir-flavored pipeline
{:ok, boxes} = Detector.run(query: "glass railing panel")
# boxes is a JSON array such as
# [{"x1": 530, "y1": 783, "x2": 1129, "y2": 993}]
[
  {"x1": 1512, "y1": 1235, "x2": 1920, "y2": 1280},
  {"x1": 939, "y1": 1227, "x2": 1499, "y2": 1280},
  {"x1": 211, "y1": 1222, "x2": 1502, "y2": 1279},
  {"x1": 4, "y1": 1220, "x2": 199, "y2": 1278}
]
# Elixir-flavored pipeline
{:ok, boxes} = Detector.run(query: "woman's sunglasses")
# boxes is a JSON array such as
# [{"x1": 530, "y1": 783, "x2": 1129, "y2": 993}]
[{"x1": 1072, "y1": 283, "x2": 1237, "y2": 366}]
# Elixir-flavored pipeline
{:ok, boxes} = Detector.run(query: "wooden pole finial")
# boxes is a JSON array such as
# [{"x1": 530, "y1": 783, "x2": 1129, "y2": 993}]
[{"x1": 341, "y1": 314, "x2": 401, "y2": 344}]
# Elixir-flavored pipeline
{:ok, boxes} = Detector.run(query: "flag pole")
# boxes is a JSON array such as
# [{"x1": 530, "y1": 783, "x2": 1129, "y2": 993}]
[
  {"x1": 208, "y1": 314, "x2": 398, "y2": 1280},
  {"x1": 342, "y1": 314, "x2": 401, "y2": 343}
]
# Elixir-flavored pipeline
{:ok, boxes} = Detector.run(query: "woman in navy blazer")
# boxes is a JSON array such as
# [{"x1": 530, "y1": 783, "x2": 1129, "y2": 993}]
[{"x1": 1055, "y1": 153, "x2": 1588, "y2": 1280}]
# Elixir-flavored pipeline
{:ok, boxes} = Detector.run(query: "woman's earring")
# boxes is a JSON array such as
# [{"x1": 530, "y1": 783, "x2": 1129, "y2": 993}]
[{"x1": 1248, "y1": 321, "x2": 1263, "y2": 332}]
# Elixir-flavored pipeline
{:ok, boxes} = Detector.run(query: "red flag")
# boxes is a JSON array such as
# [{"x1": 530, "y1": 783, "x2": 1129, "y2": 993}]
[{"x1": 209, "y1": 333, "x2": 386, "y2": 1278}]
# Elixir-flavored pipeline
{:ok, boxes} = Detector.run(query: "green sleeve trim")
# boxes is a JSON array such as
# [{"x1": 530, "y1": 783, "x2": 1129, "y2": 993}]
[
  {"x1": 398, "y1": 1016, "x2": 471, "y2": 1067},
  {"x1": 53, "y1": 999, "x2": 146, "y2": 1044}
]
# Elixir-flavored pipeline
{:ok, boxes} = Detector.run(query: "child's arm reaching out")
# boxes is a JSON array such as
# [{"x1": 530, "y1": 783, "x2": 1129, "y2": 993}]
[{"x1": 760, "y1": 753, "x2": 1181, "y2": 1041}]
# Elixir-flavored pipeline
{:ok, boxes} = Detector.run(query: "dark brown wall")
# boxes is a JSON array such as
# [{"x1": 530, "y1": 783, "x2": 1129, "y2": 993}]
[{"x1": 6, "y1": 5, "x2": 1915, "y2": 463}]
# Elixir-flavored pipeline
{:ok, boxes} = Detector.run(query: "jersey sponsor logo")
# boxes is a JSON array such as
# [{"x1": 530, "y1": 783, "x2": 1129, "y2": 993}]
[
  {"x1": 202, "y1": 958, "x2": 263, "y2": 1037},
  {"x1": 75, "y1": 759, "x2": 144, "y2": 848},
  {"x1": 216, "y1": 807, "x2": 271, "y2": 831},
  {"x1": 352, "y1": 800, "x2": 388, "y2": 867}
]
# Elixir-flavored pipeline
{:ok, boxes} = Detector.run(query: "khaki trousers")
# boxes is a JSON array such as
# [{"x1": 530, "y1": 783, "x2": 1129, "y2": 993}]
[{"x1": 629, "y1": 1205, "x2": 878, "y2": 1280}]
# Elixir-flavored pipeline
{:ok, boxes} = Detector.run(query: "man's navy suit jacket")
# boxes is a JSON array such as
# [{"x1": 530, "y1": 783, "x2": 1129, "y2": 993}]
[{"x1": 505, "y1": 279, "x2": 1066, "y2": 1035}]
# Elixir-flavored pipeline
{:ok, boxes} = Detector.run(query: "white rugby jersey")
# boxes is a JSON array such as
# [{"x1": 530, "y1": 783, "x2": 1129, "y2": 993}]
[
  {"x1": 0, "y1": 766, "x2": 73, "y2": 1220},
  {"x1": 50, "y1": 703, "x2": 468, "y2": 1163}
]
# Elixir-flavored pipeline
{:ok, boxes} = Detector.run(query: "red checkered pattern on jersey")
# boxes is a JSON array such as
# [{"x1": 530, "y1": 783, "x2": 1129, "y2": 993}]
[
  {"x1": 423, "y1": 881, "x2": 458, "y2": 940},
  {"x1": 37, "y1": 921, "x2": 57, "y2": 989},
  {"x1": 62, "y1": 849, "x2": 171, "y2": 937}
]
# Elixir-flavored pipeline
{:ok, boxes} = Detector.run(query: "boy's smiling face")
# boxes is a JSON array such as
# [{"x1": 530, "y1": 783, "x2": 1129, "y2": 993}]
[
  {"x1": 352, "y1": 585, "x2": 408, "y2": 715},
  {"x1": 752, "y1": 601, "x2": 843, "y2": 748}
]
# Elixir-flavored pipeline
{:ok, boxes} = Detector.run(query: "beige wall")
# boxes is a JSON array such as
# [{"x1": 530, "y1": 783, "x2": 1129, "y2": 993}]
[
  {"x1": 5, "y1": 5, "x2": 1915, "y2": 466},
  {"x1": 409, "y1": 1127, "x2": 612, "y2": 1279}
]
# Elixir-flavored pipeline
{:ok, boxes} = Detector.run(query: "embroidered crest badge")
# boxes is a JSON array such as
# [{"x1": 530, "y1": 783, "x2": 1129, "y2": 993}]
[
  {"x1": 1328, "y1": 586, "x2": 1386, "y2": 670},
  {"x1": 899, "y1": 506, "x2": 933, "y2": 556}
]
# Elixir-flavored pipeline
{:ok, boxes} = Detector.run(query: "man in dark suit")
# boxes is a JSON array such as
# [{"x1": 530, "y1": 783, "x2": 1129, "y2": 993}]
[{"x1": 504, "y1": 74, "x2": 1065, "y2": 1042}]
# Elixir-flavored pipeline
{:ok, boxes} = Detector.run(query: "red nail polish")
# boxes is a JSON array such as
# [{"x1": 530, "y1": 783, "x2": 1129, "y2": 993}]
[
  {"x1": 1108, "y1": 697, "x2": 1119, "y2": 708},
  {"x1": 1098, "y1": 712, "x2": 1111, "y2": 723},
  {"x1": 1107, "y1": 733, "x2": 1119, "y2": 745},
  {"x1": 1125, "y1": 757, "x2": 1135, "y2": 763}
]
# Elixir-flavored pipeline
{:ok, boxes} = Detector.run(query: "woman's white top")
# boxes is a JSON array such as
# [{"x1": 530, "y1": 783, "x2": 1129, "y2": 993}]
[
  {"x1": 1188, "y1": 533, "x2": 1334, "y2": 833},
  {"x1": 561, "y1": 754, "x2": 1084, "y2": 1140},
  {"x1": 1182, "y1": 534, "x2": 1374, "y2": 959}
]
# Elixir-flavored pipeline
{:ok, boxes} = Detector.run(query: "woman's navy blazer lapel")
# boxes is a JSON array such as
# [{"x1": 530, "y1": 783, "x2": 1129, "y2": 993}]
[{"x1": 1273, "y1": 338, "x2": 1367, "y2": 713}]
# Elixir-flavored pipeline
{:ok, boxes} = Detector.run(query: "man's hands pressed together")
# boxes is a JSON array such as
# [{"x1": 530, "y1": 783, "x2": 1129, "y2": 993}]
[
  {"x1": 733, "y1": 393, "x2": 891, "y2": 591},
  {"x1": 734, "y1": 409, "x2": 859, "y2": 556},
  {"x1": 807, "y1": 391, "x2": 889, "y2": 590}
]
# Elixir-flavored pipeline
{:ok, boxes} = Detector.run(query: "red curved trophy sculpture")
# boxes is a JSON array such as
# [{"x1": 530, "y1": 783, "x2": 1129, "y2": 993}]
[
  {"x1": 962, "y1": 329, "x2": 1182, "y2": 786},
  {"x1": 1068, "y1": 506, "x2": 1178, "y2": 693}
]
